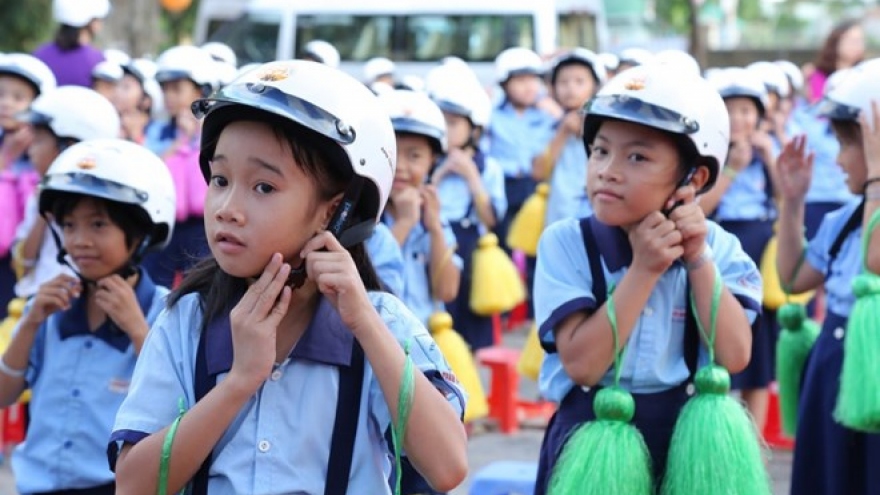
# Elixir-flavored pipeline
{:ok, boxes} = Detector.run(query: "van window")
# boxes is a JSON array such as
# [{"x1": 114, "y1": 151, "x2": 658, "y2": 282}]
[
  {"x1": 558, "y1": 12, "x2": 599, "y2": 50},
  {"x1": 295, "y1": 15, "x2": 394, "y2": 60},
  {"x1": 211, "y1": 12, "x2": 281, "y2": 65}
]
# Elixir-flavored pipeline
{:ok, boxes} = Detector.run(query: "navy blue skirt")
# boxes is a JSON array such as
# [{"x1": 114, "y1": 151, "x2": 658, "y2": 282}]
[
  {"x1": 0, "y1": 255, "x2": 14, "y2": 320},
  {"x1": 790, "y1": 311, "x2": 880, "y2": 495},
  {"x1": 447, "y1": 217, "x2": 494, "y2": 351}
]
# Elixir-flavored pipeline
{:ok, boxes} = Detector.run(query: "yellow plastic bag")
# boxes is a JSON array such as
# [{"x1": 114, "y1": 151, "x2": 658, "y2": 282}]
[
  {"x1": 428, "y1": 312, "x2": 488, "y2": 422},
  {"x1": 470, "y1": 233, "x2": 526, "y2": 316},
  {"x1": 761, "y1": 235, "x2": 814, "y2": 309},
  {"x1": 0, "y1": 299, "x2": 31, "y2": 403},
  {"x1": 517, "y1": 323, "x2": 544, "y2": 381},
  {"x1": 506, "y1": 183, "x2": 550, "y2": 257}
]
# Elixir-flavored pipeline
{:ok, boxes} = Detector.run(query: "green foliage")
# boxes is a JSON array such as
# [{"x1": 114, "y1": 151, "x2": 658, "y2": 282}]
[
  {"x1": 0, "y1": 0, "x2": 54, "y2": 53},
  {"x1": 160, "y1": 0, "x2": 201, "y2": 49}
]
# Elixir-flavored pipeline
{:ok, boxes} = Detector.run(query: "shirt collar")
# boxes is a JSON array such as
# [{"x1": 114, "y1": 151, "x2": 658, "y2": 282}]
[
  {"x1": 204, "y1": 296, "x2": 355, "y2": 377},
  {"x1": 588, "y1": 216, "x2": 632, "y2": 273},
  {"x1": 58, "y1": 270, "x2": 157, "y2": 352}
]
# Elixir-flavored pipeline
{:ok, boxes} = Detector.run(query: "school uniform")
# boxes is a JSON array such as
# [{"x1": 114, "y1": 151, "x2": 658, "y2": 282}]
[
  {"x1": 803, "y1": 119, "x2": 855, "y2": 240},
  {"x1": 381, "y1": 213, "x2": 462, "y2": 326},
  {"x1": 12, "y1": 271, "x2": 166, "y2": 495},
  {"x1": 714, "y1": 156, "x2": 777, "y2": 390},
  {"x1": 533, "y1": 217, "x2": 761, "y2": 493},
  {"x1": 110, "y1": 292, "x2": 466, "y2": 495},
  {"x1": 545, "y1": 132, "x2": 591, "y2": 227},
  {"x1": 790, "y1": 198, "x2": 880, "y2": 495},
  {"x1": 365, "y1": 222, "x2": 406, "y2": 297},
  {"x1": 13, "y1": 194, "x2": 76, "y2": 299},
  {"x1": 436, "y1": 151, "x2": 507, "y2": 350}
]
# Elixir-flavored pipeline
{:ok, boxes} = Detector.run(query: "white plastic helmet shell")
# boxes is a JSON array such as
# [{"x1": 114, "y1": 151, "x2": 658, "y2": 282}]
[
  {"x1": 597, "y1": 52, "x2": 620, "y2": 73},
  {"x1": 0, "y1": 53, "x2": 57, "y2": 96},
  {"x1": 548, "y1": 48, "x2": 607, "y2": 85},
  {"x1": 818, "y1": 59, "x2": 880, "y2": 130},
  {"x1": 19, "y1": 86, "x2": 120, "y2": 142},
  {"x1": 202, "y1": 42, "x2": 238, "y2": 68},
  {"x1": 364, "y1": 57, "x2": 396, "y2": 83},
  {"x1": 774, "y1": 60, "x2": 804, "y2": 93},
  {"x1": 583, "y1": 65, "x2": 730, "y2": 188},
  {"x1": 92, "y1": 60, "x2": 123, "y2": 82},
  {"x1": 652, "y1": 49, "x2": 701, "y2": 78},
  {"x1": 618, "y1": 47, "x2": 653, "y2": 67},
  {"x1": 39, "y1": 138, "x2": 176, "y2": 250},
  {"x1": 494, "y1": 47, "x2": 543, "y2": 84},
  {"x1": 426, "y1": 63, "x2": 492, "y2": 128},
  {"x1": 747, "y1": 61, "x2": 791, "y2": 99},
  {"x1": 192, "y1": 60, "x2": 396, "y2": 225},
  {"x1": 212, "y1": 61, "x2": 239, "y2": 90},
  {"x1": 53, "y1": 0, "x2": 110, "y2": 28},
  {"x1": 712, "y1": 67, "x2": 769, "y2": 117},
  {"x1": 155, "y1": 45, "x2": 216, "y2": 91},
  {"x1": 380, "y1": 89, "x2": 447, "y2": 154},
  {"x1": 103, "y1": 49, "x2": 130, "y2": 67},
  {"x1": 303, "y1": 40, "x2": 340, "y2": 69}
]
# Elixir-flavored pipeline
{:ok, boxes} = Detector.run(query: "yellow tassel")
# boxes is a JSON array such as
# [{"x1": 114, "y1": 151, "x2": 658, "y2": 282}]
[
  {"x1": 0, "y1": 299, "x2": 31, "y2": 403},
  {"x1": 517, "y1": 323, "x2": 544, "y2": 381},
  {"x1": 428, "y1": 312, "x2": 489, "y2": 422},
  {"x1": 506, "y1": 183, "x2": 550, "y2": 256},
  {"x1": 761, "y1": 235, "x2": 814, "y2": 309},
  {"x1": 470, "y1": 233, "x2": 526, "y2": 316}
]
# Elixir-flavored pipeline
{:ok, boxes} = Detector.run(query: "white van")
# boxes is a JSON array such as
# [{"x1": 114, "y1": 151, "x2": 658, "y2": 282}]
[{"x1": 195, "y1": 0, "x2": 608, "y2": 83}]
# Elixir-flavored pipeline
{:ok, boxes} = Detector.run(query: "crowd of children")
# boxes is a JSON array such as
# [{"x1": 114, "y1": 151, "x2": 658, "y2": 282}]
[{"x1": 0, "y1": 1, "x2": 877, "y2": 493}]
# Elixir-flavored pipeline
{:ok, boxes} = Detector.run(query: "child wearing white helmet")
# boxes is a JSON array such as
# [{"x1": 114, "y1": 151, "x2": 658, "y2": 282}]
[
  {"x1": 301, "y1": 39, "x2": 341, "y2": 69},
  {"x1": 364, "y1": 57, "x2": 396, "y2": 87},
  {"x1": 33, "y1": 0, "x2": 111, "y2": 88},
  {"x1": 91, "y1": 59, "x2": 124, "y2": 102},
  {"x1": 534, "y1": 65, "x2": 761, "y2": 492},
  {"x1": 0, "y1": 138, "x2": 175, "y2": 495},
  {"x1": 428, "y1": 64, "x2": 507, "y2": 351},
  {"x1": 110, "y1": 60, "x2": 467, "y2": 495},
  {"x1": 117, "y1": 59, "x2": 164, "y2": 144},
  {"x1": 775, "y1": 58, "x2": 880, "y2": 495},
  {"x1": 535, "y1": 48, "x2": 606, "y2": 227}
]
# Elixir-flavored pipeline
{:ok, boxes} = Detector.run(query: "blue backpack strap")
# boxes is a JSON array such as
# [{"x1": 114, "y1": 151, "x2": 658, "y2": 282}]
[{"x1": 190, "y1": 326, "x2": 212, "y2": 495}]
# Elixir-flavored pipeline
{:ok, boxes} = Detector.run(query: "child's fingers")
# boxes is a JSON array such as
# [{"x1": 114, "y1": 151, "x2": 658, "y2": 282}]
[
  {"x1": 252, "y1": 262, "x2": 291, "y2": 320},
  {"x1": 239, "y1": 253, "x2": 284, "y2": 310},
  {"x1": 266, "y1": 286, "x2": 292, "y2": 324}
]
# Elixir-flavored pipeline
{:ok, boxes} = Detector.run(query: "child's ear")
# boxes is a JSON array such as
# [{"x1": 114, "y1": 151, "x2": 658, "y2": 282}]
[
  {"x1": 320, "y1": 192, "x2": 346, "y2": 232},
  {"x1": 692, "y1": 165, "x2": 711, "y2": 192}
]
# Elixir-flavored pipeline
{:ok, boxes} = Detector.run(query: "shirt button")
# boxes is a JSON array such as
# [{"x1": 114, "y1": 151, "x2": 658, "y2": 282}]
[
  {"x1": 270, "y1": 370, "x2": 283, "y2": 381},
  {"x1": 84, "y1": 340, "x2": 93, "y2": 349},
  {"x1": 258, "y1": 440, "x2": 271, "y2": 453},
  {"x1": 686, "y1": 383, "x2": 696, "y2": 396},
  {"x1": 63, "y1": 440, "x2": 73, "y2": 449},
  {"x1": 834, "y1": 327, "x2": 845, "y2": 340},
  {"x1": 72, "y1": 389, "x2": 80, "y2": 398},
  {"x1": 644, "y1": 307, "x2": 654, "y2": 316}
]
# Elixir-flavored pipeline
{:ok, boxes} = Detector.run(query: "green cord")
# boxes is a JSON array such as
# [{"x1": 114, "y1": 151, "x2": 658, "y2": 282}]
[
  {"x1": 604, "y1": 285, "x2": 628, "y2": 387},
  {"x1": 158, "y1": 397, "x2": 186, "y2": 495},
  {"x1": 861, "y1": 209, "x2": 880, "y2": 273},
  {"x1": 689, "y1": 269, "x2": 724, "y2": 364},
  {"x1": 391, "y1": 339, "x2": 415, "y2": 495}
]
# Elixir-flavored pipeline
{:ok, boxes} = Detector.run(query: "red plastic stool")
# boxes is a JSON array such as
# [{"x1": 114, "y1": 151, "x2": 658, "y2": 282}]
[
  {"x1": 477, "y1": 347, "x2": 556, "y2": 435},
  {"x1": 763, "y1": 382, "x2": 794, "y2": 450},
  {"x1": 2, "y1": 403, "x2": 26, "y2": 448}
]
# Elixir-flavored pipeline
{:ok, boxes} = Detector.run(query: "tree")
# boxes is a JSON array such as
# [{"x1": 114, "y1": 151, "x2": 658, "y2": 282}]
[
  {"x1": 0, "y1": 0, "x2": 53, "y2": 53},
  {"x1": 102, "y1": 0, "x2": 163, "y2": 58}
]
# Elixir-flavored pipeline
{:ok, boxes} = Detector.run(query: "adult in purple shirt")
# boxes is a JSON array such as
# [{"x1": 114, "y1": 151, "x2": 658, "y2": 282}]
[{"x1": 33, "y1": 0, "x2": 111, "y2": 88}]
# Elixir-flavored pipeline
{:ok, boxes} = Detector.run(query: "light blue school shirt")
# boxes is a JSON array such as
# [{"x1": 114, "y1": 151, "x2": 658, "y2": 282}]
[
  {"x1": 535, "y1": 217, "x2": 762, "y2": 401},
  {"x1": 436, "y1": 153, "x2": 507, "y2": 232},
  {"x1": 111, "y1": 292, "x2": 466, "y2": 495},
  {"x1": 484, "y1": 100, "x2": 556, "y2": 178},
  {"x1": 143, "y1": 119, "x2": 175, "y2": 156},
  {"x1": 805, "y1": 198, "x2": 863, "y2": 316},
  {"x1": 381, "y1": 214, "x2": 463, "y2": 325},
  {"x1": 804, "y1": 119, "x2": 857, "y2": 205},
  {"x1": 545, "y1": 133, "x2": 591, "y2": 227},
  {"x1": 365, "y1": 222, "x2": 405, "y2": 296},
  {"x1": 714, "y1": 157, "x2": 776, "y2": 222},
  {"x1": 12, "y1": 272, "x2": 167, "y2": 494}
]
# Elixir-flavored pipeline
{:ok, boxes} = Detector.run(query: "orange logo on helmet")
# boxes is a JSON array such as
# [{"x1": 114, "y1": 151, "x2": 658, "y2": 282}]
[
  {"x1": 77, "y1": 157, "x2": 97, "y2": 170},
  {"x1": 256, "y1": 65, "x2": 291, "y2": 82},
  {"x1": 624, "y1": 76, "x2": 647, "y2": 90}
]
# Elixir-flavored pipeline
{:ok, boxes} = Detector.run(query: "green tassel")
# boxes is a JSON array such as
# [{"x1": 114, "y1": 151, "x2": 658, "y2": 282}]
[
  {"x1": 835, "y1": 273, "x2": 880, "y2": 432},
  {"x1": 661, "y1": 366, "x2": 772, "y2": 495},
  {"x1": 775, "y1": 303, "x2": 820, "y2": 436},
  {"x1": 548, "y1": 387, "x2": 653, "y2": 495}
]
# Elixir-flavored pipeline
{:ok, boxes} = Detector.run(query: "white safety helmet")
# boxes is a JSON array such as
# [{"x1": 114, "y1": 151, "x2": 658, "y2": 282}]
[
  {"x1": 713, "y1": 67, "x2": 769, "y2": 118},
  {"x1": 17, "y1": 86, "x2": 120, "y2": 143},
  {"x1": 103, "y1": 48, "x2": 130, "y2": 67},
  {"x1": 547, "y1": 48, "x2": 607, "y2": 86},
  {"x1": 192, "y1": 60, "x2": 396, "y2": 243},
  {"x1": 817, "y1": 59, "x2": 880, "y2": 129},
  {"x1": 53, "y1": 0, "x2": 110, "y2": 28},
  {"x1": 122, "y1": 58, "x2": 164, "y2": 119},
  {"x1": 427, "y1": 63, "x2": 492, "y2": 128},
  {"x1": 155, "y1": 45, "x2": 216, "y2": 95},
  {"x1": 397, "y1": 75, "x2": 425, "y2": 93},
  {"x1": 652, "y1": 49, "x2": 701, "y2": 78},
  {"x1": 302, "y1": 40, "x2": 340, "y2": 69},
  {"x1": 92, "y1": 60, "x2": 123, "y2": 83},
  {"x1": 39, "y1": 138, "x2": 176, "y2": 251},
  {"x1": 583, "y1": 65, "x2": 730, "y2": 191},
  {"x1": 234, "y1": 62, "x2": 262, "y2": 80},
  {"x1": 211, "y1": 61, "x2": 239, "y2": 90},
  {"x1": 597, "y1": 52, "x2": 620, "y2": 73},
  {"x1": 495, "y1": 47, "x2": 543, "y2": 84},
  {"x1": 747, "y1": 61, "x2": 791, "y2": 99},
  {"x1": 774, "y1": 60, "x2": 804, "y2": 94},
  {"x1": 0, "y1": 53, "x2": 57, "y2": 96},
  {"x1": 364, "y1": 57, "x2": 396, "y2": 83},
  {"x1": 618, "y1": 47, "x2": 653, "y2": 67},
  {"x1": 201, "y1": 41, "x2": 238, "y2": 68},
  {"x1": 380, "y1": 89, "x2": 447, "y2": 154}
]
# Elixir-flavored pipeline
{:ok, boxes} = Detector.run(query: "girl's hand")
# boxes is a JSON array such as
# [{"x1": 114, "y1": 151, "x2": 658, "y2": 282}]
[
  {"x1": 666, "y1": 185, "x2": 707, "y2": 263},
  {"x1": 302, "y1": 232, "x2": 375, "y2": 332},
  {"x1": 860, "y1": 100, "x2": 880, "y2": 175},
  {"x1": 776, "y1": 134, "x2": 814, "y2": 201},
  {"x1": 561, "y1": 111, "x2": 583, "y2": 136},
  {"x1": 443, "y1": 149, "x2": 479, "y2": 183},
  {"x1": 751, "y1": 130, "x2": 776, "y2": 165},
  {"x1": 94, "y1": 275, "x2": 147, "y2": 338},
  {"x1": 228, "y1": 254, "x2": 292, "y2": 390},
  {"x1": 23, "y1": 274, "x2": 81, "y2": 327},
  {"x1": 391, "y1": 186, "x2": 423, "y2": 225},
  {"x1": 727, "y1": 139, "x2": 754, "y2": 172},
  {"x1": 420, "y1": 184, "x2": 443, "y2": 232},
  {"x1": 630, "y1": 212, "x2": 684, "y2": 275}
]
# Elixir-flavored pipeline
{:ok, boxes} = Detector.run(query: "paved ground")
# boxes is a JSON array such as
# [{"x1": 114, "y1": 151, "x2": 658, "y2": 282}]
[{"x1": 0, "y1": 325, "x2": 792, "y2": 494}]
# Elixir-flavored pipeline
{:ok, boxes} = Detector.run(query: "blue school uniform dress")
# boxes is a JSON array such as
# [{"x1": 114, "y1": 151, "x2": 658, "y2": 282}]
[
  {"x1": 381, "y1": 213, "x2": 462, "y2": 326},
  {"x1": 803, "y1": 119, "x2": 855, "y2": 240},
  {"x1": 12, "y1": 272, "x2": 166, "y2": 495},
  {"x1": 110, "y1": 292, "x2": 466, "y2": 495},
  {"x1": 437, "y1": 151, "x2": 507, "y2": 350},
  {"x1": 365, "y1": 222, "x2": 405, "y2": 297},
  {"x1": 533, "y1": 217, "x2": 761, "y2": 493},
  {"x1": 714, "y1": 156, "x2": 777, "y2": 390},
  {"x1": 791, "y1": 199, "x2": 880, "y2": 495},
  {"x1": 545, "y1": 132, "x2": 591, "y2": 227}
]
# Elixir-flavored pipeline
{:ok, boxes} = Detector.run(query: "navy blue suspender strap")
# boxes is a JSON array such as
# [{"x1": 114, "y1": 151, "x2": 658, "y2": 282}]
[{"x1": 826, "y1": 199, "x2": 865, "y2": 278}]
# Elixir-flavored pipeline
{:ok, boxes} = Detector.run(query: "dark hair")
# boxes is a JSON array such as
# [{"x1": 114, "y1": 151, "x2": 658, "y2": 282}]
[
  {"x1": 54, "y1": 25, "x2": 82, "y2": 51},
  {"x1": 169, "y1": 108, "x2": 384, "y2": 327},
  {"x1": 830, "y1": 119, "x2": 861, "y2": 144},
  {"x1": 50, "y1": 192, "x2": 154, "y2": 249},
  {"x1": 814, "y1": 19, "x2": 861, "y2": 76},
  {"x1": 550, "y1": 60, "x2": 600, "y2": 87}
]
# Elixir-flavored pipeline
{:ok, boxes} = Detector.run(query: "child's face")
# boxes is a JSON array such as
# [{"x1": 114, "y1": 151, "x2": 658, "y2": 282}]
[
  {"x1": 503, "y1": 74, "x2": 541, "y2": 108},
  {"x1": 443, "y1": 112, "x2": 472, "y2": 150},
  {"x1": 393, "y1": 134, "x2": 435, "y2": 192},
  {"x1": 833, "y1": 125, "x2": 867, "y2": 194},
  {"x1": 587, "y1": 119, "x2": 682, "y2": 230},
  {"x1": 0, "y1": 76, "x2": 37, "y2": 131},
  {"x1": 161, "y1": 79, "x2": 202, "y2": 117},
  {"x1": 205, "y1": 120, "x2": 336, "y2": 278},
  {"x1": 553, "y1": 64, "x2": 596, "y2": 111},
  {"x1": 92, "y1": 80, "x2": 117, "y2": 103},
  {"x1": 115, "y1": 74, "x2": 145, "y2": 113},
  {"x1": 61, "y1": 197, "x2": 133, "y2": 281},
  {"x1": 28, "y1": 126, "x2": 60, "y2": 176},
  {"x1": 725, "y1": 97, "x2": 760, "y2": 142}
]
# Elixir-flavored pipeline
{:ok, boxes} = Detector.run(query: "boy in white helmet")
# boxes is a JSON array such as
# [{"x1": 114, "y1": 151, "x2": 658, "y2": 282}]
[
  {"x1": 33, "y1": 0, "x2": 111, "y2": 88},
  {"x1": 534, "y1": 65, "x2": 760, "y2": 492},
  {"x1": 117, "y1": 59, "x2": 163, "y2": 144},
  {"x1": 110, "y1": 60, "x2": 467, "y2": 495},
  {"x1": 91, "y1": 60, "x2": 124, "y2": 102},
  {"x1": 0, "y1": 138, "x2": 175, "y2": 495}
]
